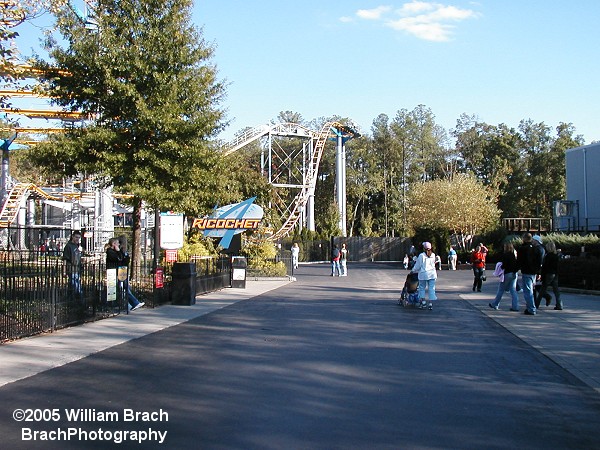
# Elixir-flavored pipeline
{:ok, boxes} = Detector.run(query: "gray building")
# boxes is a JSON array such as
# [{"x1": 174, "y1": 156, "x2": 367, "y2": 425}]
[{"x1": 556, "y1": 143, "x2": 600, "y2": 232}]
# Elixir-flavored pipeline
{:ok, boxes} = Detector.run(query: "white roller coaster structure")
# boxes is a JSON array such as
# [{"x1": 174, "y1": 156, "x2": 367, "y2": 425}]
[
  {"x1": 0, "y1": 121, "x2": 358, "y2": 247},
  {"x1": 222, "y1": 121, "x2": 359, "y2": 240}
]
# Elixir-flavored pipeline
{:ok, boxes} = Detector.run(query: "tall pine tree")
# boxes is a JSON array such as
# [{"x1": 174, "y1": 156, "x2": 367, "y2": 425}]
[{"x1": 32, "y1": 0, "x2": 236, "y2": 267}]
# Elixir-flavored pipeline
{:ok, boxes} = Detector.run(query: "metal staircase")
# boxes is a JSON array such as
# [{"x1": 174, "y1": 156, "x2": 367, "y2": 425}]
[
  {"x1": 222, "y1": 125, "x2": 272, "y2": 156},
  {"x1": 267, "y1": 121, "x2": 339, "y2": 241},
  {"x1": 0, "y1": 183, "x2": 54, "y2": 227},
  {"x1": 222, "y1": 121, "x2": 357, "y2": 241}
]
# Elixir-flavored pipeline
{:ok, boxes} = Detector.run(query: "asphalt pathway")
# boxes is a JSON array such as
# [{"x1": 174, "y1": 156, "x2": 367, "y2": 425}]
[{"x1": 1, "y1": 263, "x2": 599, "y2": 449}]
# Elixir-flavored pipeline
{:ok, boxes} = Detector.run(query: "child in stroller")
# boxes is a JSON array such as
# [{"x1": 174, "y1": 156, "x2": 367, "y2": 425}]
[{"x1": 398, "y1": 272, "x2": 420, "y2": 307}]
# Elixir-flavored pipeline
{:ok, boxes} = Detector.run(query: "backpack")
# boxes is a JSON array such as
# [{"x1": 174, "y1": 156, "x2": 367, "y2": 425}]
[{"x1": 332, "y1": 248, "x2": 340, "y2": 260}]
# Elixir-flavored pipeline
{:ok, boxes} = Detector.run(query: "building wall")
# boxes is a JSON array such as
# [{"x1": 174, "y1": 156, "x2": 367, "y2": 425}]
[{"x1": 565, "y1": 143, "x2": 600, "y2": 231}]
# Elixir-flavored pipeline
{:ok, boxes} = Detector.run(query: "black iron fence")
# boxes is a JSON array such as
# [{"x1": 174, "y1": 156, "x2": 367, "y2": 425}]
[{"x1": 0, "y1": 251, "x2": 232, "y2": 343}]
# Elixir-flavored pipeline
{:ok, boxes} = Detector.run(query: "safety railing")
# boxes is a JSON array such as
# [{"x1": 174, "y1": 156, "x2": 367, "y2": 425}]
[{"x1": 0, "y1": 251, "x2": 232, "y2": 343}]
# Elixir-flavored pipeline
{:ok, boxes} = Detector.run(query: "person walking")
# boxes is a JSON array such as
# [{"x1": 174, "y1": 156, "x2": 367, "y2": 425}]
[
  {"x1": 448, "y1": 246, "x2": 457, "y2": 270},
  {"x1": 62, "y1": 231, "x2": 84, "y2": 305},
  {"x1": 517, "y1": 233, "x2": 544, "y2": 315},
  {"x1": 470, "y1": 243, "x2": 488, "y2": 292},
  {"x1": 331, "y1": 244, "x2": 341, "y2": 276},
  {"x1": 489, "y1": 242, "x2": 520, "y2": 311},
  {"x1": 434, "y1": 253, "x2": 442, "y2": 270},
  {"x1": 537, "y1": 241, "x2": 563, "y2": 310},
  {"x1": 411, "y1": 241, "x2": 438, "y2": 310},
  {"x1": 340, "y1": 243, "x2": 348, "y2": 276},
  {"x1": 291, "y1": 243, "x2": 300, "y2": 270}
]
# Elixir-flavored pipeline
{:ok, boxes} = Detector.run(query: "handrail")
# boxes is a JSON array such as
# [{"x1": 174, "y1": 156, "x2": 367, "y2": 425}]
[
  {"x1": 0, "y1": 183, "x2": 59, "y2": 227},
  {"x1": 222, "y1": 121, "x2": 357, "y2": 241}
]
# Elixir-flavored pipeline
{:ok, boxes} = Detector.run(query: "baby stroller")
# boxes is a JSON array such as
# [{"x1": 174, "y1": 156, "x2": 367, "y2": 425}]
[{"x1": 398, "y1": 272, "x2": 420, "y2": 307}]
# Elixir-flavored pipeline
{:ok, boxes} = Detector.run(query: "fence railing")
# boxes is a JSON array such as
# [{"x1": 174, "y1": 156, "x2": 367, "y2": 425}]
[{"x1": 0, "y1": 251, "x2": 232, "y2": 343}]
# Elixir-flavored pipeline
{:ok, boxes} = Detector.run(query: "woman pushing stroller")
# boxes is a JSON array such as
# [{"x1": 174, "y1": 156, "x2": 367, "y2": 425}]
[{"x1": 411, "y1": 241, "x2": 438, "y2": 310}]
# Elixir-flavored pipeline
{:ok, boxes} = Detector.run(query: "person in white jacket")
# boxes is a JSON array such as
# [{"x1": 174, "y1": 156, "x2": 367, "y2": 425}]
[{"x1": 411, "y1": 241, "x2": 438, "y2": 310}]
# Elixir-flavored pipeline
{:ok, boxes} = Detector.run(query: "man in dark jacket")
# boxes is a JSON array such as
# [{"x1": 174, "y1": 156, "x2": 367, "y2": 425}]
[
  {"x1": 517, "y1": 233, "x2": 544, "y2": 315},
  {"x1": 62, "y1": 231, "x2": 83, "y2": 304}
]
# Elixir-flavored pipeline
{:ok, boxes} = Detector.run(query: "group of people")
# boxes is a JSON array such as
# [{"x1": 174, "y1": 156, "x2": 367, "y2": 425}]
[
  {"x1": 62, "y1": 231, "x2": 144, "y2": 312},
  {"x1": 292, "y1": 242, "x2": 350, "y2": 277},
  {"x1": 286, "y1": 242, "x2": 351, "y2": 276},
  {"x1": 404, "y1": 246, "x2": 457, "y2": 271},
  {"x1": 488, "y1": 232, "x2": 562, "y2": 315},
  {"x1": 331, "y1": 243, "x2": 348, "y2": 276},
  {"x1": 408, "y1": 235, "x2": 563, "y2": 314}
]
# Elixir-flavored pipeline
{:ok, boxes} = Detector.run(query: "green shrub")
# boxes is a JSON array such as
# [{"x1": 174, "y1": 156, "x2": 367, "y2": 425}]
[
  {"x1": 246, "y1": 260, "x2": 287, "y2": 277},
  {"x1": 558, "y1": 256, "x2": 600, "y2": 290},
  {"x1": 177, "y1": 232, "x2": 218, "y2": 262},
  {"x1": 241, "y1": 240, "x2": 287, "y2": 277}
]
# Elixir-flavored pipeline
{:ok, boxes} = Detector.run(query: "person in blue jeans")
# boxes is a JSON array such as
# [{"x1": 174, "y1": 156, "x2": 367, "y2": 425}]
[
  {"x1": 331, "y1": 244, "x2": 341, "y2": 276},
  {"x1": 489, "y1": 242, "x2": 520, "y2": 311},
  {"x1": 411, "y1": 241, "x2": 438, "y2": 310},
  {"x1": 516, "y1": 233, "x2": 544, "y2": 315},
  {"x1": 106, "y1": 238, "x2": 145, "y2": 311}
]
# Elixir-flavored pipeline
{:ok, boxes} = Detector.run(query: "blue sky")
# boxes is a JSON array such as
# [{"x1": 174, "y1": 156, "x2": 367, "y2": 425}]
[{"x1": 12, "y1": 1, "x2": 600, "y2": 145}]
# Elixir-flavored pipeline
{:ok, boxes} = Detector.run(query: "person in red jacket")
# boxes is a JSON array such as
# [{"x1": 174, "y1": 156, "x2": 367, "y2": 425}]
[{"x1": 470, "y1": 243, "x2": 488, "y2": 292}]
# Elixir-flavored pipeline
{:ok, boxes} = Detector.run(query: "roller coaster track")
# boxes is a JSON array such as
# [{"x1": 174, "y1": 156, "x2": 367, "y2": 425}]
[
  {"x1": 222, "y1": 122, "x2": 314, "y2": 156},
  {"x1": 0, "y1": 183, "x2": 57, "y2": 228},
  {"x1": 222, "y1": 121, "x2": 355, "y2": 241}
]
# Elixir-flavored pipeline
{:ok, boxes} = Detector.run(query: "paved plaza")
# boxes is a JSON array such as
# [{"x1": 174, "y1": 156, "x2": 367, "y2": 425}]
[{"x1": 1, "y1": 263, "x2": 599, "y2": 449}]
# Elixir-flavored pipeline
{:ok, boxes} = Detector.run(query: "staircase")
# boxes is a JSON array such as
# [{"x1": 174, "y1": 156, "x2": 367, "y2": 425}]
[
  {"x1": 0, "y1": 183, "x2": 54, "y2": 227},
  {"x1": 269, "y1": 122, "x2": 336, "y2": 241},
  {"x1": 222, "y1": 125, "x2": 272, "y2": 156}
]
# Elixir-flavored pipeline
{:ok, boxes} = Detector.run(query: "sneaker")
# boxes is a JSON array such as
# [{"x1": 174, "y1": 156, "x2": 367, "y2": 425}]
[
  {"x1": 420, "y1": 300, "x2": 427, "y2": 309},
  {"x1": 131, "y1": 302, "x2": 145, "y2": 311},
  {"x1": 428, "y1": 302, "x2": 433, "y2": 310},
  {"x1": 488, "y1": 303, "x2": 498, "y2": 310},
  {"x1": 554, "y1": 306, "x2": 563, "y2": 310},
  {"x1": 510, "y1": 308, "x2": 519, "y2": 312},
  {"x1": 524, "y1": 309, "x2": 536, "y2": 315}
]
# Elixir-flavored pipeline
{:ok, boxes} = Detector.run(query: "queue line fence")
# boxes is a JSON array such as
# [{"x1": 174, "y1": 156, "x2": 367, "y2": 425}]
[{"x1": 0, "y1": 251, "x2": 232, "y2": 343}]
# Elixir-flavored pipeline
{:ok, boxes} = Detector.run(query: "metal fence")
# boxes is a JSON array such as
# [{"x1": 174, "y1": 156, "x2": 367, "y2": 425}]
[{"x1": 0, "y1": 251, "x2": 232, "y2": 343}]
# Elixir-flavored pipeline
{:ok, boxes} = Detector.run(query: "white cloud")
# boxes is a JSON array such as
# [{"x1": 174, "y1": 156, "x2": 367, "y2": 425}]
[
  {"x1": 428, "y1": 5, "x2": 478, "y2": 21},
  {"x1": 398, "y1": 1, "x2": 435, "y2": 15},
  {"x1": 386, "y1": 18, "x2": 453, "y2": 42},
  {"x1": 349, "y1": 1, "x2": 480, "y2": 42},
  {"x1": 356, "y1": 5, "x2": 393, "y2": 20}
]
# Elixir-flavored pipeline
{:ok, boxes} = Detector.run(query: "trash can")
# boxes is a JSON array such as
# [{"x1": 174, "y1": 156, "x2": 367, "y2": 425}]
[
  {"x1": 171, "y1": 262, "x2": 197, "y2": 305},
  {"x1": 231, "y1": 256, "x2": 247, "y2": 289}
]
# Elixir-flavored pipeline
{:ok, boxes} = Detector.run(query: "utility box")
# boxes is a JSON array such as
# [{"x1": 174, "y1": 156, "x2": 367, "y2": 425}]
[
  {"x1": 171, "y1": 262, "x2": 197, "y2": 305},
  {"x1": 231, "y1": 256, "x2": 247, "y2": 289}
]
